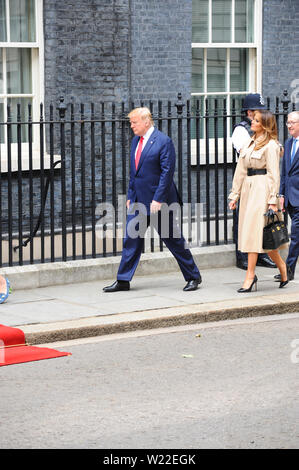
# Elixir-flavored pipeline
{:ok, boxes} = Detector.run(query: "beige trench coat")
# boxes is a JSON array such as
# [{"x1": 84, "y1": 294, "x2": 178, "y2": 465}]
[{"x1": 228, "y1": 138, "x2": 286, "y2": 253}]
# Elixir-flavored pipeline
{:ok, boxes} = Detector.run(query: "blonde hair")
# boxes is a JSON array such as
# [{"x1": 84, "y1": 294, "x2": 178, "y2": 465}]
[
  {"x1": 128, "y1": 107, "x2": 154, "y2": 125},
  {"x1": 253, "y1": 110, "x2": 278, "y2": 150}
]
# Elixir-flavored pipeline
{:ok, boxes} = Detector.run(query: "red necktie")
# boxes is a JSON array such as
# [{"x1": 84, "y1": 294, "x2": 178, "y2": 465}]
[{"x1": 135, "y1": 136, "x2": 144, "y2": 169}]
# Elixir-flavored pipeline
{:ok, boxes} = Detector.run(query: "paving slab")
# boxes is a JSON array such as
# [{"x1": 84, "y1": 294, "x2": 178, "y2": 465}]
[{"x1": 0, "y1": 262, "x2": 297, "y2": 345}]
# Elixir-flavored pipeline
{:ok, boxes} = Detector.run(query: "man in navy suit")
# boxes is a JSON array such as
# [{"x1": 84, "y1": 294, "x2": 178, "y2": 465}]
[
  {"x1": 103, "y1": 107, "x2": 201, "y2": 292},
  {"x1": 275, "y1": 111, "x2": 299, "y2": 281}
]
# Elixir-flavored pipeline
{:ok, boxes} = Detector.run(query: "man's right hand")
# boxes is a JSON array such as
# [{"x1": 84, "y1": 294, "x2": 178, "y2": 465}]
[{"x1": 280, "y1": 196, "x2": 285, "y2": 212}]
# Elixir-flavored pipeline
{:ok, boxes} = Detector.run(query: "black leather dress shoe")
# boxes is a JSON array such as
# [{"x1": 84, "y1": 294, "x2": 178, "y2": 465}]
[
  {"x1": 236, "y1": 259, "x2": 248, "y2": 270},
  {"x1": 256, "y1": 256, "x2": 276, "y2": 268},
  {"x1": 274, "y1": 265, "x2": 294, "y2": 281},
  {"x1": 103, "y1": 280, "x2": 130, "y2": 293},
  {"x1": 183, "y1": 277, "x2": 202, "y2": 292}
]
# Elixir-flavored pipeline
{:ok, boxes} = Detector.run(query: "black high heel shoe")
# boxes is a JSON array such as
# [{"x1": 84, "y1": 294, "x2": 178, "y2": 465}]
[
  {"x1": 279, "y1": 265, "x2": 289, "y2": 288},
  {"x1": 274, "y1": 264, "x2": 293, "y2": 281},
  {"x1": 237, "y1": 275, "x2": 258, "y2": 293}
]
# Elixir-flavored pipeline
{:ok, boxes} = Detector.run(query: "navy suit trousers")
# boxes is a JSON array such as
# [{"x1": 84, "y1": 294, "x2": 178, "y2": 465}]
[
  {"x1": 117, "y1": 210, "x2": 200, "y2": 282},
  {"x1": 286, "y1": 203, "x2": 299, "y2": 274}
]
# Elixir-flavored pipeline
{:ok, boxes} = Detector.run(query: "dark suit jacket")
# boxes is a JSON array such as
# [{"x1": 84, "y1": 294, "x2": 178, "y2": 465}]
[
  {"x1": 127, "y1": 128, "x2": 181, "y2": 214},
  {"x1": 280, "y1": 137, "x2": 299, "y2": 207}
]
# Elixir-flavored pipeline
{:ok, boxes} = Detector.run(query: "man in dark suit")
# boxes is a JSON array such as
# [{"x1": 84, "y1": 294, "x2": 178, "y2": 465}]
[
  {"x1": 103, "y1": 107, "x2": 201, "y2": 292},
  {"x1": 275, "y1": 111, "x2": 299, "y2": 281}
]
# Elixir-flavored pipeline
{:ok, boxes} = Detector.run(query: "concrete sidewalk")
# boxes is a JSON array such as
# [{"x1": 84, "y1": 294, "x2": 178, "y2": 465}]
[{"x1": 1, "y1": 245, "x2": 298, "y2": 345}]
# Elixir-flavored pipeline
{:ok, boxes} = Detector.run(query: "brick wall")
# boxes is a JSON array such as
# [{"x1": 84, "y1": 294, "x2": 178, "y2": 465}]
[
  {"x1": 40, "y1": 1, "x2": 134, "y2": 238},
  {"x1": 262, "y1": 0, "x2": 299, "y2": 106},
  {"x1": 130, "y1": 0, "x2": 192, "y2": 103},
  {"x1": 44, "y1": 0, "x2": 131, "y2": 110},
  {"x1": 43, "y1": 0, "x2": 192, "y2": 108}
]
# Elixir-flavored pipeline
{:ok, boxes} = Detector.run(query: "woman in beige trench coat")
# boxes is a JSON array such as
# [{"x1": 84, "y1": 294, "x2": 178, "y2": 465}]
[{"x1": 228, "y1": 110, "x2": 288, "y2": 292}]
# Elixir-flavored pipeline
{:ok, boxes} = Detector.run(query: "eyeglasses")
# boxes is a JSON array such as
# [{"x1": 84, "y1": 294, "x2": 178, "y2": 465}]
[{"x1": 286, "y1": 121, "x2": 299, "y2": 127}]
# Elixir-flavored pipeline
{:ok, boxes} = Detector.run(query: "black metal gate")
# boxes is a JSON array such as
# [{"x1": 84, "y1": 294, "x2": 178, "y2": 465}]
[{"x1": 0, "y1": 90, "x2": 296, "y2": 266}]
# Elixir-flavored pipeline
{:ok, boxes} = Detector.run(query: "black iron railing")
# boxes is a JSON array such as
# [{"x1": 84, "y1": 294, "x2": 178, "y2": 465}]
[{"x1": 0, "y1": 90, "x2": 296, "y2": 266}]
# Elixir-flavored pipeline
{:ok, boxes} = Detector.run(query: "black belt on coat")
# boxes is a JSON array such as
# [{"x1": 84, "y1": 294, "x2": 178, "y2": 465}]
[{"x1": 247, "y1": 168, "x2": 267, "y2": 176}]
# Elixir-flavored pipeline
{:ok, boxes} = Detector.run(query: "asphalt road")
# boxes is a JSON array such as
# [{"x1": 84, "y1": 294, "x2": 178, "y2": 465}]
[{"x1": 1, "y1": 313, "x2": 299, "y2": 449}]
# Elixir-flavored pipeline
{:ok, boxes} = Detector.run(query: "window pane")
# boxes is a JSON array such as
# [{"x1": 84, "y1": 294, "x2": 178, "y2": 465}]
[
  {"x1": 191, "y1": 95, "x2": 228, "y2": 139},
  {"x1": 230, "y1": 93, "x2": 247, "y2": 133},
  {"x1": 10, "y1": 0, "x2": 36, "y2": 42},
  {"x1": 0, "y1": 99, "x2": 4, "y2": 143},
  {"x1": 7, "y1": 48, "x2": 32, "y2": 94},
  {"x1": 212, "y1": 0, "x2": 232, "y2": 43},
  {"x1": 192, "y1": 48, "x2": 204, "y2": 93},
  {"x1": 230, "y1": 48, "x2": 248, "y2": 91},
  {"x1": 0, "y1": 49, "x2": 3, "y2": 92},
  {"x1": 207, "y1": 48, "x2": 226, "y2": 92},
  {"x1": 191, "y1": 95, "x2": 204, "y2": 139},
  {"x1": 7, "y1": 97, "x2": 32, "y2": 143},
  {"x1": 230, "y1": 94, "x2": 246, "y2": 113},
  {"x1": 206, "y1": 95, "x2": 227, "y2": 138},
  {"x1": 0, "y1": 0, "x2": 7, "y2": 41},
  {"x1": 235, "y1": 0, "x2": 254, "y2": 42},
  {"x1": 192, "y1": 0, "x2": 209, "y2": 43}
]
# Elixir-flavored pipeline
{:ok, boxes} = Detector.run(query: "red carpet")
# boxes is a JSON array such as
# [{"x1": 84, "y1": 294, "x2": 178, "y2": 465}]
[{"x1": 0, "y1": 324, "x2": 71, "y2": 367}]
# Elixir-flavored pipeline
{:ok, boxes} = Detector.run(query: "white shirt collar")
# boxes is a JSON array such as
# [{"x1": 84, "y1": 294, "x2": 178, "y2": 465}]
[
  {"x1": 142, "y1": 126, "x2": 155, "y2": 142},
  {"x1": 135, "y1": 126, "x2": 155, "y2": 155}
]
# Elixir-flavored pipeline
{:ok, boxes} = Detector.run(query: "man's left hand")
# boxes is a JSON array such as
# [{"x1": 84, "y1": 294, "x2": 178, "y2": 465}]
[{"x1": 150, "y1": 200, "x2": 162, "y2": 213}]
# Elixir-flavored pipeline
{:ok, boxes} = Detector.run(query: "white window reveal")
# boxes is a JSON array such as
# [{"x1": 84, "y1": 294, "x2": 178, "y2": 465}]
[
  {"x1": 191, "y1": 0, "x2": 263, "y2": 163},
  {"x1": 0, "y1": 0, "x2": 48, "y2": 172}
]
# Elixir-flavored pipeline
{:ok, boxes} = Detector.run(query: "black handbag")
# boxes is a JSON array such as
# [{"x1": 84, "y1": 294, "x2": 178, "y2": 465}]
[{"x1": 263, "y1": 211, "x2": 289, "y2": 250}]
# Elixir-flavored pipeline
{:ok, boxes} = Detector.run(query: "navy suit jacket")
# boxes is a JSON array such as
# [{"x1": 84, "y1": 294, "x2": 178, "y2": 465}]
[
  {"x1": 280, "y1": 137, "x2": 299, "y2": 207},
  {"x1": 127, "y1": 128, "x2": 181, "y2": 214}
]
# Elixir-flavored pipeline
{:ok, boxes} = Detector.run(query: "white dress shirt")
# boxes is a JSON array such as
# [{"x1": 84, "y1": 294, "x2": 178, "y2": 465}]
[
  {"x1": 134, "y1": 126, "x2": 155, "y2": 158},
  {"x1": 291, "y1": 137, "x2": 299, "y2": 157},
  {"x1": 231, "y1": 125, "x2": 251, "y2": 153}
]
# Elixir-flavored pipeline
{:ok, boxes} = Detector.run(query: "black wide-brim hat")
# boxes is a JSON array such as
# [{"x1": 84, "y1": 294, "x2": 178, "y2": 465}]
[{"x1": 241, "y1": 93, "x2": 266, "y2": 111}]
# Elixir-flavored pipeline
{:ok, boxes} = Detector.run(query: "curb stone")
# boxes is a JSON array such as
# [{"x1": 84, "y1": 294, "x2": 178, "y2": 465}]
[{"x1": 22, "y1": 295, "x2": 299, "y2": 345}]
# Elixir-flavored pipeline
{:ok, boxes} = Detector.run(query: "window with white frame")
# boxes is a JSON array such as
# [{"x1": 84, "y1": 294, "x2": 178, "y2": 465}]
[
  {"x1": 0, "y1": 0, "x2": 44, "y2": 171},
  {"x1": 192, "y1": 0, "x2": 262, "y2": 143}
]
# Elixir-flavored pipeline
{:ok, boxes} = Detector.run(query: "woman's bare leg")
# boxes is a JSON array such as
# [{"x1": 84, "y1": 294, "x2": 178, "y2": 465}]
[
  {"x1": 241, "y1": 252, "x2": 258, "y2": 289},
  {"x1": 268, "y1": 250, "x2": 287, "y2": 282}
]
